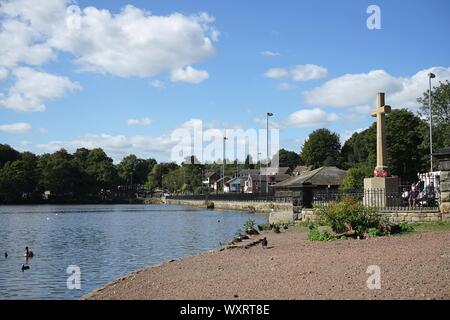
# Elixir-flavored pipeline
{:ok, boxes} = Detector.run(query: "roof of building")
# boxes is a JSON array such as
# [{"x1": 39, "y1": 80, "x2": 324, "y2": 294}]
[
  {"x1": 205, "y1": 171, "x2": 219, "y2": 178},
  {"x1": 226, "y1": 177, "x2": 243, "y2": 185},
  {"x1": 247, "y1": 173, "x2": 291, "y2": 183},
  {"x1": 274, "y1": 166, "x2": 347, "y2": 188},
  {"x1": 215, "y1": 176, "x2": 232, "y2": 183},
  {"x1": 239, "y1": 169, "x2": 261, "y2": 176},
  {"x1": 260, "y1": 167, "x2": 291, "y2": 175},
  {"x1": 293, "y1": 165, "x2": 309, "y2": 174}
]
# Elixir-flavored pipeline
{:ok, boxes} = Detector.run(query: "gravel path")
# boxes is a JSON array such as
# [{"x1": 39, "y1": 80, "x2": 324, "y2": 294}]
[{"x1": 83, "y1": 230, "x2": 450, "y2": 300}]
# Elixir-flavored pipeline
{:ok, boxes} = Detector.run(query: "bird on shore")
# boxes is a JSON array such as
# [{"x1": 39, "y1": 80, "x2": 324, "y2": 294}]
[
  {"x1": 4, "y1": 252, "x2": 7, "y2": 259},
  {"x1": 24, "y1": 247, "x2": 34, "y2": 258},
  {"x1": 21, "y1": 264, "x2": 30, "y2": 272},
  {"x1": 261, "y1": 237, "x2": 268, "y2": 249}
]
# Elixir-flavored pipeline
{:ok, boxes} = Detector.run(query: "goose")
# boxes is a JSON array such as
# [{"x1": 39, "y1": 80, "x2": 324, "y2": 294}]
[
  {"x1": 21, "y1": 264, "x2": 30, "y2": 271},
  {"x1": 24, "y1": 247, "x2": 34, "y2": 258},
  {"x1": 261, "y1": 237, "x2": 268, "y2": 248}
]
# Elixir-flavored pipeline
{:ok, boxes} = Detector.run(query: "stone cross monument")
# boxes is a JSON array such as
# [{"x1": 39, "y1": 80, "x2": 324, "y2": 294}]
[
  {"x1": 364, "y1": 92, "x2": 399, "y2": 208},
  {"x1": 371, "y1": 93, "x2": 391, "y2": 175}
]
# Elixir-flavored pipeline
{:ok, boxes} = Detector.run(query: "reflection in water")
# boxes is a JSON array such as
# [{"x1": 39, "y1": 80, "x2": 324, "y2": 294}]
[{"x1": 0, "y1": 205, "x2": 267, "y2": 300}]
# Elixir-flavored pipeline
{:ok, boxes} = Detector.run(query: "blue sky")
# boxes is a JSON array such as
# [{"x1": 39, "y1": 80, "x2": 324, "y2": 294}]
[{"x1": 1, "y1": 0, "x2": 449, "y2": 162}]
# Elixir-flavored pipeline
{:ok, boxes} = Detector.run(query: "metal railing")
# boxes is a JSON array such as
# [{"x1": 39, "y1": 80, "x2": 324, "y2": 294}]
[
  {"x1": 312, "y1": 189, "x2": 439, "y2": 212},
  {"x1": 168, "y1": 192, "x2": 292, "y2": 203}
]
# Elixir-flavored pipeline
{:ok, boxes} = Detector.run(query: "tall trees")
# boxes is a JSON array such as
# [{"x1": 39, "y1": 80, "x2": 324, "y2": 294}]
[
  {"x1": 417, "y1": 80, "x2": 450, "y2": 153},
  {"x1": 340, "y1": 109, "x2": 428, "y2": 181},
  {"x1": 301, "y1": 129, "x2": 341, "y2": 168},
  {"x1": 0, "y1": 152, "x2": 39, "y2": 201},
  {"x1": 37, "y1": 149, "x2": 85, "y2": 197},
  {"x1": 117, "y1": 155, "x2": 157, "y2": 186},
  {"x1": 0, "y1": 144, "x2": 20, "y2": 168},
  {"x1": 276, "y1": 149, "x2": 303, "y2": 169}
]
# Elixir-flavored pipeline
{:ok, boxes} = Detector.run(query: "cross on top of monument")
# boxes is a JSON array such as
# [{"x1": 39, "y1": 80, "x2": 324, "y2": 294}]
[
  {"x1": 371, "y1": 92, "x2": 391, "y2": 118},
  {"x1": 372, "y1": 92, "x2": 391, "y2": 177}
]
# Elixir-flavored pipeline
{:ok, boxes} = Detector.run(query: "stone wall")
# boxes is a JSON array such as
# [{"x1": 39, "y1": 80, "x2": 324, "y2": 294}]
[
  {"x1": 166, "y1": 198, "x2": 293, "y2": 214},
  {"x1": 440, "y1": 171, "x2": 450, "y2": 222},
  {"x1": 300, "y1": 208, "x2": 442, "y2": 223}
]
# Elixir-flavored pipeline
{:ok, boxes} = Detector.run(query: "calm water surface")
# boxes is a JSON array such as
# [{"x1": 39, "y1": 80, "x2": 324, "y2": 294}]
[{"x1": 0, "y1": 204, "x2": 267, "y2": 300}]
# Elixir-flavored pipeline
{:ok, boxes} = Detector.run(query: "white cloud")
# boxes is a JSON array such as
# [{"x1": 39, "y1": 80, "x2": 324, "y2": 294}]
[
  {"x1": 304, "y1": 70, "x2": 402, "y2": 108},
  {"x1": 287, "y1": 108, "x2": 339, "y2": 128},
  {"x1": 265, "y1": 64, "x2": 328, "y2": 82},
  {"x1": 0, "y1": 0, "x2": 62, "y2": 70},
  {"x1": 0, "y1": 0, "x2": 218, "y2": 97},
  {"x1": 0, "y1": 67, "x2": 81, "y2": 112},
  {"x1": 304, "y1": 67, "x2": 450, "y2": 110},
  {"x1": 49, "y1": 5, "x2": 217, "y2": 78},
  {"x1": 35, "y1": 118, "x2": 207, "y2": 162},
  {"x1": 0, "y1": 122, "x2": 32, "y2": 133},
  {"x1": 264, "y1": 68, "x2": 288, "y2": 79},
  {"x1": 170, "y1": 66, "x2": 209, "y2": 84},
  {"x1": 291, "y1": 64, "x2": 328, "y2": 81},
  {"x1": 260, "y1": 51, "x2": 280, "y2": 57},
  {"x1": 127, "y1": 117, "x2": 152, "y2": 127},
  {"x1": 150, "y1": 80, "x2": 165, "y2": 89},
  {"x1": 34, "y1": 118, "x2": 263, "y2": 163}
]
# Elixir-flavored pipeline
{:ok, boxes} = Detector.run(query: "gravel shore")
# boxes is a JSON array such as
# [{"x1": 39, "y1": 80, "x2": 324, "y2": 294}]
[{"x1": 83, "y1": 229, "x2": 450, "y2": 300}]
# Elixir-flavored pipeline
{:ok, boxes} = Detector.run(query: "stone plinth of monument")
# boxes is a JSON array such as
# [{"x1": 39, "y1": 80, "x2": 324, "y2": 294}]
[
  {"x1": 364, "y1": 92, "x2": 399, "y2": 208},
  {"x1": 364, "y1": 176, "x2": 400, "y2": 207}
]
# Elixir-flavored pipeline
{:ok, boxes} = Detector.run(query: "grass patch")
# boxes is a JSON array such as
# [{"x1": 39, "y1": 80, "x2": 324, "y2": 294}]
[
  {"x1": 308, "y1": 227, "x2": 337, "y2": 241},
  {"x1": 409, "y1": 221, "x2": 450, "y2": 232}
]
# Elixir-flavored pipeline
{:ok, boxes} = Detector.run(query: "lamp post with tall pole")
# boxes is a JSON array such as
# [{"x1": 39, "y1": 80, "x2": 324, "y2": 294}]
[
  {"x1": 428, "y1": 72, "x2": 436, "y2": 173},
  {"x1": 223, "y1": 136, "x2": 228, "y2": 193},
  {"x1": 266, "y1": 112, "x2": 274, "y2": 193},
  {"x1": 258, "y1": 152, "x2": 262, "y2": 193}
]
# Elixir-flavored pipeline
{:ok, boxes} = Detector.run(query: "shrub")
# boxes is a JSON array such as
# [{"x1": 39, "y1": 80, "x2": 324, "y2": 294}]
[
  {"x1": 367, "y1": 228, "x2": 379, "y2": 238},
  {"x1": 258, "y1": 223, "x2": 271, "y2": 231},
  {"x1": 308, "y1": 227, "x2": 337, "y2": 241},
  {"x1": 315, "y1": 196, "x2": 387, "y2": 236},
  {"x1": 206, "y1": 201, "x2": 215, "y2": 209},
  {"x1": 399, "y1": 222, "x2": 414, "y2": 233}
]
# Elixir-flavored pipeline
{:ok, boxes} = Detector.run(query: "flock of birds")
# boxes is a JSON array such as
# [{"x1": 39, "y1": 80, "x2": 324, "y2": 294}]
[{"x1": 4, "y1": 246, "x2": 34, "y2": 272}]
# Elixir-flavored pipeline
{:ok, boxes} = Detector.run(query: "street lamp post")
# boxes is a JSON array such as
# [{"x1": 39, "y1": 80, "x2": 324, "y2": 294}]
[
  {"x1": 428, "y1": 72, "x2": 436, "y2": 173},
  {"x1": 258, "y1": 152, "x2": 262, "y2": 193},
  {"x1": 266, "y1": 112, "x2": 274, "y2": 193},
  {"x1": 223, "y1": 136, "x2": 228, "y2": 193}
]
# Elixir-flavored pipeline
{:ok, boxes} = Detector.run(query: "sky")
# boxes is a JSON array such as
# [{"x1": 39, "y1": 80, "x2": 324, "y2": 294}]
[{"x1": 1, "y1": 0, "x2": 450, "y2": 163}]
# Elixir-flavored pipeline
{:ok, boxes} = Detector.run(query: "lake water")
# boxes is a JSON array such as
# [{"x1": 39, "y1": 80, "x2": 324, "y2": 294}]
[{"x1": 0, "y1": 204, "x2": 267, "y2": 300}]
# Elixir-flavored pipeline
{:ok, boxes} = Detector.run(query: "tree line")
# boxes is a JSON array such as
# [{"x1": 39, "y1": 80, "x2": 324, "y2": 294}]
[{"x1": 1, "y1": 81, "x2": 448, "y2": 202}]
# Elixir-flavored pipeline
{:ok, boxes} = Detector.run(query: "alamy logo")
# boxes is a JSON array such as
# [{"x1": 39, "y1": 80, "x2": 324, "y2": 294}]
[
  {"x1": 366, "y1": 265, "x2": 381, "y2": 290},
  {"x1": 66, "y1": 265, "x2": 81, "y2": 290},
  {"x1": 367, "y1": 5, "x2": 381, "y2": 30}
]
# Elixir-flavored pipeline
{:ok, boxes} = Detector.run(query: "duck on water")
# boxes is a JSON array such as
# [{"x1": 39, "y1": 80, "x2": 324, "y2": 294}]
[{"x1": 24, "y1": 247, "x2": 34, "y2": 258}]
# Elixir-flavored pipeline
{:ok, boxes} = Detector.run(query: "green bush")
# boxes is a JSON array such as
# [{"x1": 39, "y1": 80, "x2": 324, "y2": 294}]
[
  {"x1": 206, "y1": 201, "x2": 215, "y2": 209},
  {"x1": 308, "y1": 227, "x2": 337, "y2": 241},
  {"x1": 340, "y1": 166, "x2": 372, "y2": 190},
  {"x1": 399, "y1": 222, "x2": 414, "y2": 233},
  {"x1": 258, "y1": 223, "x2": 271, "y2": 231},
  {"x1": 315, "y1": 196, "x2": 387, "y2": 236},
  {"x1": 367, "y1": 228, "x2": 379, "y2": 238}
]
